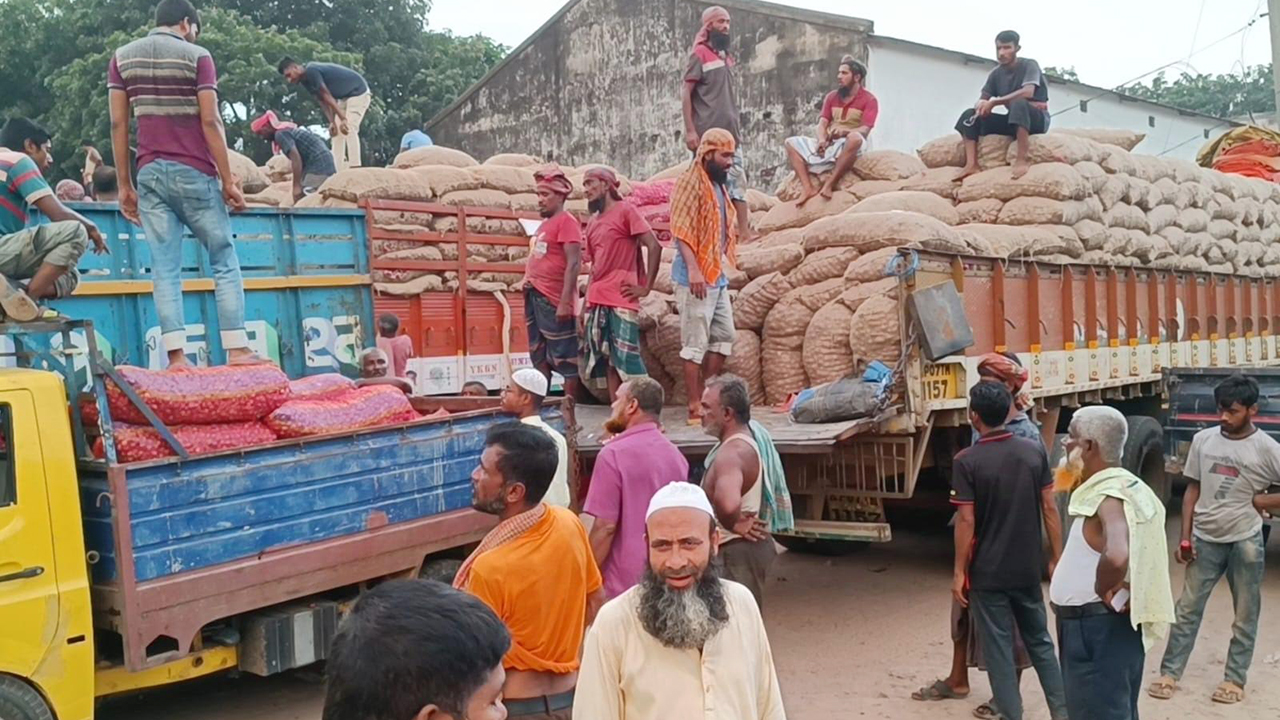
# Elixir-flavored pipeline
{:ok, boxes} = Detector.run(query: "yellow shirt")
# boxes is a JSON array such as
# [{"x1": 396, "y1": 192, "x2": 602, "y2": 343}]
[{"x1": 573, "y1": 580, "x2": 787, "y2": 720}]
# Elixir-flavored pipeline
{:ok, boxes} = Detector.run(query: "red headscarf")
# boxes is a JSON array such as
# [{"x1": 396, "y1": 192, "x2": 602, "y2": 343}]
[
  {"x1": 534, "y1": 166, "x2": 573, "y2": 197},
  {"x1": 977, "y1": 352, "x2": 1034, "y2": 412},
  {"x1": 692, "y1": 5, "x2": 731, "y2": 57},
  {"x1": 251, "y1": 110, "x2": 298, "y2": 154},
  {"x1": 584, "y1": 166, "x2": 622, "y2": 200}
]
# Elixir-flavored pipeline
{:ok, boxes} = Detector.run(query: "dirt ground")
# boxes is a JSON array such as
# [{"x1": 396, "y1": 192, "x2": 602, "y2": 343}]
[{"x1": 98, "y1": 505, "x2": 1278, "y2": 720}]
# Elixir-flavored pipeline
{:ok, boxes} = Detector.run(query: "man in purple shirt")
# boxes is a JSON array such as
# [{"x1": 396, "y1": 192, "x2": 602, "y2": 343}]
[
  {"x1": 582, "y1": 376, "x2": 689, "y2": 598},
  {"x1": 108, "y1": 0, "x2": 257, "y2": 369}
]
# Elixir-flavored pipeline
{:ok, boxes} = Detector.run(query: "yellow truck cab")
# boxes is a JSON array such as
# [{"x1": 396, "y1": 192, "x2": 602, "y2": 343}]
[{"x1": 1, "y1": 369, "x2": 95, "y2": 720}]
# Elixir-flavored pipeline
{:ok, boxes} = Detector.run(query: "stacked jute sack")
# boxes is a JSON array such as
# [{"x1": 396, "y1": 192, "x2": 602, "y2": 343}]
[
  {"x1": 268, "y1": 146, "x2": 638, "y2": 296},
  {"x1": 669, "y1": 131, "x2": 1280, "y2": 407}
]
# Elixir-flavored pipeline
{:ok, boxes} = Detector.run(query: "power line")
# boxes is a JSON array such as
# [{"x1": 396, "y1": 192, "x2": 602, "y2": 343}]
[{"x1": 1053, "y1": 11, "x2": 1265, "y2": 119}]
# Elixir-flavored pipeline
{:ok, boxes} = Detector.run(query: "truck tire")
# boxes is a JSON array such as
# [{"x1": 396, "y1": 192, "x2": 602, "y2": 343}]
[
  {"x1": 419, "y1": 558, "x2": 463, "y2": 584},
  {"x1": 1122, "y1": 416, "x2": 1171, "y2": 505},
  {"x1": 0, "y1": 675, "x2": 54, "y2": 720}
]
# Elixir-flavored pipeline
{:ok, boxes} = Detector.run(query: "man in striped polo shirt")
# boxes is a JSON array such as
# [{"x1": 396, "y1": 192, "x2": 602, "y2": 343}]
[
  {"x1": 0, "y1": 118, "x2": 106, "y2": 321},
  {"x1": 109, "y1": 0, "x2": 258, "y2": 369}
]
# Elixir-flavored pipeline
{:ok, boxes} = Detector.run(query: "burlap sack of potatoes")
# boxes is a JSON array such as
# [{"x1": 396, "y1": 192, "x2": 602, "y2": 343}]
[
  {"x1": 734, "y1": 272, "x2": 794, "y2": 331},
  {"x1": 803, "y1": 299, "x2": 856, "y2": 385},
  {"x1": 899, "y1": 168, "x2": 963, "y2": 201},
  {"x1": 804, "y1": 211, "x2": 964, "y2": 253},
  {"x1": 393, "y1": 146, "x2": 478, "y2": 169},
  {"x1": 320, "y1": 168, "x2": 433, "y2": 202},
  {"x1": 848, "y1": 294, "x2": 902, "y2": 371},
  {"x1": 755, "y1": 192, "x2": 858, "y2": 234},
  {"x1": 406, "y1": 165, "x2": 483, "y2": 195},
  {"x1": 788, "y1": 247, "x2": 860, "y2": 286},
  {"x1": 725, "y1": 330, "x2": 767, "y2": 405},
  {"x1": 957, "y1": 198, "x2": 1004, "y2": 225},
  {"x1": 955, "y1": 163, "x2": 1090, "y2": 203},
  {"x1": 845, "y1": 190, "x2": 961, "y2": 225},
  {"x1": 737, "y1": 244, "x2": 805, "y2": 278},
  {"x1": 853, "y1": 150, "x2": 926, "y2": 181}
]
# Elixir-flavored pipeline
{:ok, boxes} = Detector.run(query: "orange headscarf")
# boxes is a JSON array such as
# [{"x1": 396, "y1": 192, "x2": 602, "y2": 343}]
[
  {"x1": 977, "y1": 352, "x2": 1033, "y2": 412},
  {"x1": 534, "y1": 165, "x2": 573, "y2": 197},
  {"x1": 669, "y1": 128, "x2": 738, "y2": 285}
]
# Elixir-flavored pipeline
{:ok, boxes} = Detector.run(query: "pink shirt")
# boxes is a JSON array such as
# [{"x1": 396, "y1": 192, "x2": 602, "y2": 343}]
[
  {"x1": 584, "y1": 201, "x2": 652, "y2": 311},
  {"x1": 583, "y1": 422, "x2": 688, "y2": 598},
  {"x1": 377, "y1": 334, "x2": 414, "y2": 378},
  {"x1": 525, "y1": 210, "x2": 582, "y2": 303}
]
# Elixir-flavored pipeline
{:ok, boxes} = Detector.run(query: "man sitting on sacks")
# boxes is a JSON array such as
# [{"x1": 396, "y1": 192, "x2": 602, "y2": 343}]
[
  {"x1": 954, "y1": 30, "x2": 1049, "y2": 181},
  {"x1": 783, "y1": 55, "x2": 879, "y2": 205},
  {"x1": 670, "y1": 128, "x2": 740, "y2": 424}
]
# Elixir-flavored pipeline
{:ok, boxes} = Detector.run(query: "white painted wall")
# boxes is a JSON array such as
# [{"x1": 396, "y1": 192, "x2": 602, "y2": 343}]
[{"x1": 865, "y1": 37, "x2": 1235, "y2": 164}]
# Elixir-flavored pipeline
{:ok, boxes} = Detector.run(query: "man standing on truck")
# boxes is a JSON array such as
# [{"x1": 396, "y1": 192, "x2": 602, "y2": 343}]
[
  {"x1": 783, "y1": 55, "x2": 879, "y2": 205},
  {"x1": 951, "y1": 381, "x2": 1067, "y2": 720},
  {"x1": 0, "y1": 118, "x2": 107, "y2": 321},
  {"x1": 322, "y1": 579, "x2": 512, "y2": 720},
  {"x1": 670, "y1": 128, "x2": 739, "y2": 424},
  {"x1": 278, "y1": 58, "x2": 371, "y2": 170},
  {"x1": 1148, "y1": 374, "x2": 1280, "y2": 706},
  {"x1": 682, "y1": 5, "x2": 751, "y2": 242},
  {"x1": 109, "y1": 0, "x2": 259, "y2": 369},
  {"x1": 700, "y1": 374, "x2": 790, "y2": 611},
  {"x1": 524, "y1": 167, "x2": 582, "y2": 400},
  {"x1": 954, "y1": 30, "x2": 1049, "y2": 180},
  {"x1": 574, "y1": 481, "x2": 787, "y2": 720},
  {"x1": 456, "y1": 423, "x2": 604, "y2": 720},
  {"x1": 251, "y1": 111, "x2": 335, "y2": 201},
  {"x1": 582, "y1": 377, "x2": 686, "y2": 598},
  {"x1": 1050, "y1": 406, "x2": 1173, "y2": 720},
  {"x1": 581, "y1": 167, "x2": 662, "y2": 401},
  {"x1": 501, "y1": 368, "x2": 571, "y2": 508}
]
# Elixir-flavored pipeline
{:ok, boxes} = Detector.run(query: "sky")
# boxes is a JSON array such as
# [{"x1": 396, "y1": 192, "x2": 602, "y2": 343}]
[{"x1": 426, "y1": 0, "x2": 1273, "y2": 90}]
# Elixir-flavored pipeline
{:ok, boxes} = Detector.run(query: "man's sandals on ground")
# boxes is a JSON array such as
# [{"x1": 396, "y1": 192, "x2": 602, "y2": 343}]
[{"x1": 1148, "y1": 676, "x2": 1245, "y2": 704}]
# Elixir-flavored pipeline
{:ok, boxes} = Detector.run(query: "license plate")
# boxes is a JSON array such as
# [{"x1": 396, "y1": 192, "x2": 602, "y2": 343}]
[{"x1": 922, "y1": 363, "x2": 960, "y2": 401}]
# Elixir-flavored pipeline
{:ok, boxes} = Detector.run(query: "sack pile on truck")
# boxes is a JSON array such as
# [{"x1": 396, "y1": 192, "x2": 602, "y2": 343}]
[{"x1": 92, "y1": 370, "x2": 421, "y2": 462}]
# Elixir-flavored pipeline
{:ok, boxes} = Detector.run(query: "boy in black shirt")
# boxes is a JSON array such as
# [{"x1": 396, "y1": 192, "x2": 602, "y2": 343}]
[{"x1": 952, "y1": 381, "x2": 1067, "y2": 720}]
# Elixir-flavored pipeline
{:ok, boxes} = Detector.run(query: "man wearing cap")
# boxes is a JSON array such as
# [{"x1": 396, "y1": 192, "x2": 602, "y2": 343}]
[
  {"x1": 456, "y1": 423, "x2": 604, "y2": 720},
  {"x1": 682, "y1": 5, "x2": 751, "y2": 241},
  {"x1": 502, "y1": 368, "x2": 571, "y2": 508},
  {"x1": 581, "y1": 167, "x2": 662, "y2": 401},
  {"x1": 574, "y1": 481, "x2": 786, "y2": 720},
  {"x1": 582, "y1": 377, "x2": 687, "y2": 598},
  {"x1": 670, "y1": 128, "x2": 739, "y2": 424},
  {"x1": 251, "y1": 111, "x2": 335, "y2": 201},
  {"x1": 524, "y1": 167, "x2": 583, "y2": 400}
]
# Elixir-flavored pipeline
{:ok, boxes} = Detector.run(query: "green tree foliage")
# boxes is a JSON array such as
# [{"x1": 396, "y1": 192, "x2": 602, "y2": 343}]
[
  {"x1": 1124, "y1": 65, "x2": 1275, "y2": 119},
  {"x1": 1043, "y1": 65, "x2": 1080, "y2": 82},
  {"x1": 0, "y1": 0, "x2": 505, "y2": 178}
]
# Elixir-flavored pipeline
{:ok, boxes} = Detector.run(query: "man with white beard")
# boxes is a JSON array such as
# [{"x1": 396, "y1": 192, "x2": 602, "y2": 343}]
[{"x1": 572, "y1": 482, "x2": 786, "y2": 720}]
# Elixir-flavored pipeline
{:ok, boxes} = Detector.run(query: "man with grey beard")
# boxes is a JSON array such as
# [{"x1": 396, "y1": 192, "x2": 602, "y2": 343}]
[{"x1": 573, "y1": 482, "x2": 786, "y2": 720}]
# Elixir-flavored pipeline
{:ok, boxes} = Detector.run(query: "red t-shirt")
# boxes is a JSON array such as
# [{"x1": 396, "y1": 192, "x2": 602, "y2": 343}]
[
  {"x1": 821, "y1": 87, "x2": 879, "y2": 131},
  {"x1": 584, "y1": 201, "x2": 652, "y2": 311},
  {"x1": 377, "y1": 334, "x2": 414, "y2": 378},
  {"x1": 524, "y1": 211, "x2": 583, "y2": 304}
]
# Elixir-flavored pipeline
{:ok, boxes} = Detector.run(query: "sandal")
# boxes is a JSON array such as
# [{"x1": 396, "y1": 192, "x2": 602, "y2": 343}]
[
  {"x1": 1147, "y1": 676, "x2": 1178, "y2": 700},
  {"x1": 1211, "y1": 681, "x2": 1245, "y2": 704},
  {"x1": 0, "y1": 274, "x2": 40, "y2": 322},
  {"x1": 910, "y1": 679, "x2": 969, "y2": 701},
  {"x1": 972, "y1": 701, "x2": 1002, "y2": 719}
]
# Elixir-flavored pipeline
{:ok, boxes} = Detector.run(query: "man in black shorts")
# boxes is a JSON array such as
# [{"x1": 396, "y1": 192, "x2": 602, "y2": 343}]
[
  {"x1": 951, "y1": 381, "x2": 1067, "y2": 720},
  {"x1": 955, "y1": 30, "x2": 1049, "y2": 181}
]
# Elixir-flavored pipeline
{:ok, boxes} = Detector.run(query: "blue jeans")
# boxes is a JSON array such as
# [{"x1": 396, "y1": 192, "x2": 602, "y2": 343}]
[
  {"x1": 970, "y1": 586, "x2": 1069, "y2": 720},
  {"x1": 1058, "y1": 609, "x2": 1145, "y2": 720},
  {"x1": 1159, "y1": 531, "x2": 1265, "y2": 686},
  {"x1": 137, "y1": 159, "x2": 247, "y2": 353}
]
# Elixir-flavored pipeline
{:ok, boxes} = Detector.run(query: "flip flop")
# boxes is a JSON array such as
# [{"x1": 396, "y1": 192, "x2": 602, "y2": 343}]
[
  {"x1": 1211, "y1": 681, "x2": 1244, "y2": 704},
  {"x1": 0, "y1": 273, "x2": 40, "y2": 322},
  {"x1": 1147, "y1": 676, "x2": 1177, "y2": 700},
  {"x1": 972, "y1": 701, "x2": 1003, "y2": 719},
  {"x1": 910, "y1": 679, "x2": 969, "y2": 701}
]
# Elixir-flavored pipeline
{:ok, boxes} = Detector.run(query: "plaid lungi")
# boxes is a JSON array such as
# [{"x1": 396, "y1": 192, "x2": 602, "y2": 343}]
[{"x1": 581, "y1": 304, "x2": 647, "y2": 381}]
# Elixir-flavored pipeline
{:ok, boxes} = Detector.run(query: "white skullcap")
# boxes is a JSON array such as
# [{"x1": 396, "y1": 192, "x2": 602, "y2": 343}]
[
  {"x1": 645, "y1": 481, "x2": 715, "y2": 521},
  {"x1": 511, "y1": 368, "x2": 549, "y2": 397}
]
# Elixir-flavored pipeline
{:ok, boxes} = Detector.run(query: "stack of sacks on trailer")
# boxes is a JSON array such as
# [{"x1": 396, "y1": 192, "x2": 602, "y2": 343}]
[
  {"x1": 92, "y1": 368, "x2": 418, "y2": 462},
  {"x1": 638, "y1": 130, "x2": 1280, "y2": 407}
]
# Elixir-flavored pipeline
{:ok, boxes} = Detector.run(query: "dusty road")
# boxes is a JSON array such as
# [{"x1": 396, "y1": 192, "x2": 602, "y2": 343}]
[{"x1": 99, "y1": 505, "x2": 1278, "y2": 720}]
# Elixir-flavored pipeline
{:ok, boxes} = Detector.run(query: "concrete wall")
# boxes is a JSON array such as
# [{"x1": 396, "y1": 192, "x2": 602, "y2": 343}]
[
  {"x1": 428, "y1": 0, "x2": 873, "y2": 189},
  {"x1": 866, "y1": 37, "x2": 1235, "y2": 164}
]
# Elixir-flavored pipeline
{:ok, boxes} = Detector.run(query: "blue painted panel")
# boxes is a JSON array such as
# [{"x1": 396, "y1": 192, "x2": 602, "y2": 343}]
[
  {"x1": 15, "y1": 206, "x2": 373, "y2": 379},
  {"x1": 79, "y1": 409, "x2": 565, "y2": 583}
]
